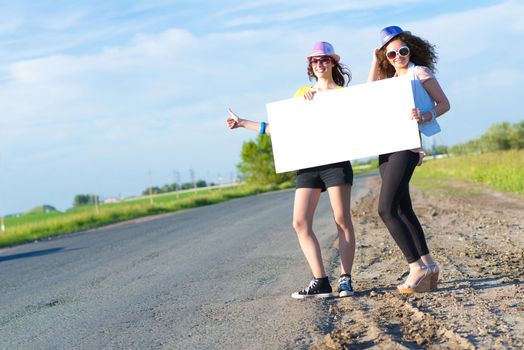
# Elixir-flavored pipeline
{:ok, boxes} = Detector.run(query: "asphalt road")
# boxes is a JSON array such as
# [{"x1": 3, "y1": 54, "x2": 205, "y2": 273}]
[{"x1": 0, "y1": 175, "x2": 373, "y2": 349}]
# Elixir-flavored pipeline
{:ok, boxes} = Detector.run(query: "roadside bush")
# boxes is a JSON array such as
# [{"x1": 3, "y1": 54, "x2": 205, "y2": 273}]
[
  {"x1": 237, "y1": 134, "x2": 295, "y2": 185},
  {"x1": 450, "y1": 120, "x2": 523, "y2": 155}
]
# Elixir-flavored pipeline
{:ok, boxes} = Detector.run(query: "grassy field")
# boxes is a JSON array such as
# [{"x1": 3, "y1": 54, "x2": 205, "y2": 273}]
[
  {"x1": 0, "y1": 183, "x2": 293, "y2": 248},
  {"x1": 412, "y1": 149, "x2": 524, "y2": 194},
  {"x1": 2, "y1": 151, "x2": 519, "y2": 248},
  {"x1": 0, "y1": 162, "x2": 381, "y2": 249}
]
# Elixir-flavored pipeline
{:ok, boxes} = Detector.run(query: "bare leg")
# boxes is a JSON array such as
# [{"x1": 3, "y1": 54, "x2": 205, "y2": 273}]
[
  {"x1": 420, "y1": 254, "x2": 436, "y2": 267},
  {"x1": 403, "y1": 259, "x2": 428, "y2": 287},
  {"x1": 293, "y1": 188, "x2": 325, "y2": 278},
  {"x1": 326, "y1": 184, "x2": 355, "y2": 276}
]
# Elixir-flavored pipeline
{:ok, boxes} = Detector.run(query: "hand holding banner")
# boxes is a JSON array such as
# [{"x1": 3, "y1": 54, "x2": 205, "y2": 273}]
[{"x1": 266, "y1": 75, "x2": 420, "y2": 173}]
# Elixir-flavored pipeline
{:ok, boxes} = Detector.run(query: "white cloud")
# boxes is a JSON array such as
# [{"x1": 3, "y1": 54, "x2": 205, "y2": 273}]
[
  {"x1": 405, "y1": 1, "x2": 524, "y2": 62},
  {"x1": 221, "y1": 0, "x2": 422, "y2": 27},
  {"x1": 40, "y1": 10, "x2": 87, "y2": 30}
]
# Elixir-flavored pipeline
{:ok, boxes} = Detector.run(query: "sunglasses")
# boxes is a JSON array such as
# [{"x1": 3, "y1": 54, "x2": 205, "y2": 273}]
[
  {"x1": 309, "y1": 56, "x2": 332, "y2": 65},
  {"x1": 385, "y1": 46, "x2": 410, "y2": 59}
]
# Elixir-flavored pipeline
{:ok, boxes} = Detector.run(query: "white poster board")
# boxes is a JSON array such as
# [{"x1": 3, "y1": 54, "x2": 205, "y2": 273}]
[{"x1": 266, "y1": 75, "x2": 420, "y2": 173}]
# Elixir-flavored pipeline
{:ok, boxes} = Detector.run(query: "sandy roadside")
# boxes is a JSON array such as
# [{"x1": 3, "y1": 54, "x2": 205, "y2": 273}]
[{"x1": 312, "y1": 176, "x2": 523, "y2": 349}]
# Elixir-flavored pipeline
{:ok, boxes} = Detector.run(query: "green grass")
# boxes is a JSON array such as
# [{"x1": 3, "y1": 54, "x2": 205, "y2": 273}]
[
  {"x1": 6, "y1": 150, "x2": 517, "y2": 249},
  {"x1": 1, "y1": 162, "x2": 380, "y2": 249},
  {"x1": 5, "y1": 211, "x2": 64, "y2": 227},
  {"x1": 0, "y1": 183, "x2": 293, "y2": 248},
  {"x1": 412, "y1": 149, "x2": 524, "y2": 194},
  {"x1": 351, "y1": 157, "x2": 380, "y2": 177}
]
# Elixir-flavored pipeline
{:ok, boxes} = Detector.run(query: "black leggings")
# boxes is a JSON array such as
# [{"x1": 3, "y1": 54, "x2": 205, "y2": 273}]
[{"x1": 378, "y1": 151, "x2": 429, "y2": 263}]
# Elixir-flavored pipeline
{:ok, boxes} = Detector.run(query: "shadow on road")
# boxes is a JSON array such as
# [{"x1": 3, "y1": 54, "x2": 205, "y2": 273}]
[{"x1": 0, "y1": 247, "x2": 79, "y2": 262}]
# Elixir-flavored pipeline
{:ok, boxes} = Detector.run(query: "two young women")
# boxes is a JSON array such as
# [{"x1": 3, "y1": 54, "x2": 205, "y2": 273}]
[{"x1": 227, "y1": 27, "x2": 450, "y2": 297}]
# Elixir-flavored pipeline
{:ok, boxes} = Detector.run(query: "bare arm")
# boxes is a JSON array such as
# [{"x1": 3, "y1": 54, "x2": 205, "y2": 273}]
[
  {"x1": 226, "y1": 108, "x2": 271, "y2": 135},
  {"x1": 410, "y1": 78, "x2": 450, "y2": 124},
  {"x1": 423, "y1": 78, "x2": 450, "y2": 119},
  {"x1": 226, "y1": 87, "x2": 320, "y2": 135},
  {"x1": 367, "y1": 48, "x2": 380, "y2": 82}
]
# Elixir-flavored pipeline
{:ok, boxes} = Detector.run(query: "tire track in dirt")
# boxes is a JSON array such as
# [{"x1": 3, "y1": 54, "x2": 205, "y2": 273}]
[{"x1": 310, "y1": 177, "x2": 523, "y2": 349}]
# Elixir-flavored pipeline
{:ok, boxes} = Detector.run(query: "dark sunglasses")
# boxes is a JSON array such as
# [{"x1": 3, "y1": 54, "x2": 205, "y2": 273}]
[
  {"x1": 309, "y1": 56, "x2": 332, "y2": 65},
  {"x1": 385, "y1": 46, "x2": 410, "y2": 59}
]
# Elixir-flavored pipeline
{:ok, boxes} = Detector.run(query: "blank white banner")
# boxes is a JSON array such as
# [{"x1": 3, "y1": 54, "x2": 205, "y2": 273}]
[{"x1": 266, "y1": 75, "x2": 420, "y2": 173}]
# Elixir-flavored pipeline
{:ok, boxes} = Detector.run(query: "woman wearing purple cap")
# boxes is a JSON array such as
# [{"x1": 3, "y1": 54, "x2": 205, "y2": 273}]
[
  {"x1": 227, "y1": 42, "x2": 355, "y2": 299},
  {"x1": 368, "y1": 26, "x2": 450, "y2": 294}
]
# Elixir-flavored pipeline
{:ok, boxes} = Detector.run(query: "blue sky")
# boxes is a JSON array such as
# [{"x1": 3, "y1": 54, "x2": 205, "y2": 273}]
[{"x1": 1, "y1": 0, "x2": 522, "y2": 214}]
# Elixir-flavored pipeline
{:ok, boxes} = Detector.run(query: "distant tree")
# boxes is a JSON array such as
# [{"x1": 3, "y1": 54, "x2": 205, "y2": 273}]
[
  {"x1": 196, "y1": 180, "x2": 207, "y2": 188},
  {"x1": 423, "y1": 145, "x2": 448, "y2": 156},
  {"x1": 142, "y1": 186, "x2": 161, "y2": 196},
  {"x1": 181, "y1": 182, "x2": 194, "y2": 190},
  {"x1": 435, "y1": 145, "x2": 449, "y2": 154},
  {"x1": 27, "y1": 205, "x2": 58, "y2": 214},
  {"x1": 73, "y1": 194, "x2": 99, "y2": 207},
  {"x1": 510, "y1": 120, "x2": 524, "y2": 149},
  {"x1": 141, "y1": 182, "x2": 183, "y2": 196},
  {"x1": 161, "y1": 184, "x2": 172, "y2": 193},
  {"x1": 450, "y1": 120, "x2": 524, "y2": 155},
  {"x1": 483, "y1": 122, "x2": 513, "y2": 151},
  {"x1": 237, "y1": 134, "x2": 295, "y2": 185}
]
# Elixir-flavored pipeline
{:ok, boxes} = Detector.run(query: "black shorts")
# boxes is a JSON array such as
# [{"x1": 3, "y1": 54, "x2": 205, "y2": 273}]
[{"x1": 296, "y1": 161, "x2": 353, "y2": 192}]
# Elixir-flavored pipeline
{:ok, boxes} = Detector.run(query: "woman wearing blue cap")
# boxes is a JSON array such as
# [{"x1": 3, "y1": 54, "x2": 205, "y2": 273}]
[
  {"x1": 368, "y1": 26, "x2": 450, "y2": 293},
  {"x1": 227, "y1": 42, "x2": 356, "y2": 299}
]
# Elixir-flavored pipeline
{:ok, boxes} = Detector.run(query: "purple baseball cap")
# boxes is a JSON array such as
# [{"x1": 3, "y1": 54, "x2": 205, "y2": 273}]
[
  {"x1": 306, "y1": 41, "x2": 340, "y2": 62},
  {"x1": 379, "y1": 25, "x2": 410, "y2": 48}
]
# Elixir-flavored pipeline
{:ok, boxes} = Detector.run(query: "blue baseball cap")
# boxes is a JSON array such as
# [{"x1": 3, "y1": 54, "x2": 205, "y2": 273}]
[{"x1": 380, "y1": 25, "x2": 410, "y2": 48}]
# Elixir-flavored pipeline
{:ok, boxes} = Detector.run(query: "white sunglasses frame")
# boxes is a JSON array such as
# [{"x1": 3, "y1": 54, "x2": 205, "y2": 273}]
[{"x1": 385, "y1": 46, "x2": 410, "y2": 59}]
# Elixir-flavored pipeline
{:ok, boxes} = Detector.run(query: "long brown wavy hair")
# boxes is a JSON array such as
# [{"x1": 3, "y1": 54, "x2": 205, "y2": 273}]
[
  {"x1": 376, "y1": 33, "x2": 438, "y2": 79},
  {"x1": 307, "y1": 58, "x2": 352, "y2": 87}
]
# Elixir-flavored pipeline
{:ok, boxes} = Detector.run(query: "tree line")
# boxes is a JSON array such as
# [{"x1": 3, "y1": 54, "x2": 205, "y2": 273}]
[
  {"x1": 72, "y1": 120, "x2": 522, "y2": 207},
  {"x1": 72, "y1": 180, "x2": 211, "y2": 207},
  {"x1": 140, "y1": 179, "x2": 210, "y2": 196},
  {"x1": 449, "y1": 121, "x2": 524, "y2": 155},
  {"x1": 73, "y1": 194, "x2": 100, "y2": 207},
  {"x1": 235, "y1": 120, "x2": 523, "y2": 186}
]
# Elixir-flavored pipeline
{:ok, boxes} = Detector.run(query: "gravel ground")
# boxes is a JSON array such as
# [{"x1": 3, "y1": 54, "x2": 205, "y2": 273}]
[{"x1": 309, "y1": 176, "x2": 523, "y2": 349}]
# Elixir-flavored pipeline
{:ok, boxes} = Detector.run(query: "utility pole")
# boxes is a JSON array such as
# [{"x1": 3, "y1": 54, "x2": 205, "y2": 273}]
[
  {"x1": 0, "y1": 155, "x2": 5, "y2": 231},
  {"x1": 148, "y1": 171, "x2": 154, "y2": 204},
  {"x1": 174, "y1": 170, "x2": 180, "y2": 198},
  {"x1": 174, "y1": 170, "x2": 181, "y2": 188},
  {"x1": 93, "y1": 194, "x2": 99, "y2": 214},
  {"x1": 190, "y1": 168, "x2": 196, "y2": 193}
]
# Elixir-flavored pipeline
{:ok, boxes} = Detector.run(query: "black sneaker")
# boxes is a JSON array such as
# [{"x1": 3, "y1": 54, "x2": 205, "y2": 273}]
[
  {"x1": 291, "y1": 277, "x2": 333, "y2": 299},
  {"x1": 338, "y1": 274, "x2": 354, "y2": 297}
]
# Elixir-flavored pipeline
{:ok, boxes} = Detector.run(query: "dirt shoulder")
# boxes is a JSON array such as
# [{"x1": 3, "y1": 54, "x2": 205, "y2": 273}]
[{"x1": 315, "y1": 176, "x2": 523, "y2": 349}]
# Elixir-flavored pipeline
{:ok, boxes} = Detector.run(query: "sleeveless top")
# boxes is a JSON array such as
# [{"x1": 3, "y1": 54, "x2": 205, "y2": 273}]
[{"x1": 293, "y1": 85, "x2": 343, "y2": 98}]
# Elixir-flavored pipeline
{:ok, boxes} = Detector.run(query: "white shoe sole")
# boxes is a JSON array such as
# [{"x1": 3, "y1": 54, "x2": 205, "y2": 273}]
[
  {"x1": 338, "y1": 290, "x2": 354, "y2": 298},
  {"x1": 291, "y1": 292, "x2": 333, "y2": 299}
]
